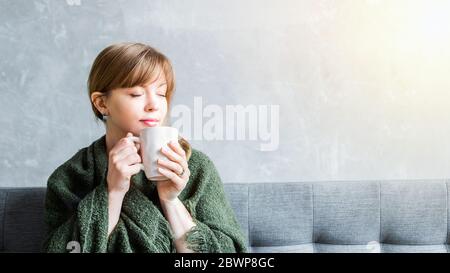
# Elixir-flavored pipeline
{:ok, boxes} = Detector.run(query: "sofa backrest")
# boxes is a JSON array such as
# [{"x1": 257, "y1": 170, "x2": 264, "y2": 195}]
[
  {"x1": 0, "y1": 187, "x2": 47, "y2": 253},
  {"x1": 1, "y1": 180, "x2": 449, "y2": 253},
  {"x1": 227, "y1": 180, "x2": 450, "y2": 253}
]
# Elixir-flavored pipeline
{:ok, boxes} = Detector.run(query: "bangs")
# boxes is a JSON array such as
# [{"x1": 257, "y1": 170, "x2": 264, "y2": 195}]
[
  {"x1": 120, "y1": 51, "x2": 163, "y2": 88},
  {"x1": 109, "y1": 47, "x2": 174, "y2": 92}
]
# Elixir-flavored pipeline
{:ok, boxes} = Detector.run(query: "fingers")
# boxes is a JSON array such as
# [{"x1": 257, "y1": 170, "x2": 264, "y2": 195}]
[
  {"x1": 156, "y1": 141, "x2": 190, "y2": 194},
  {"x1": 123, "y1": 152, "x2": 142, "y2": 166},
  {"x1": 161, "y1": 142, "x2": 188, "y2": 170},
  {"x1": 109, "y1": 132, "x2": 139, "y2": 159},
  {"x1": 116, "y1": 162, "x2": 142, "y2": 181},
  {"x1": 168, "y1": 141, "x2": 186, "y2": 159},
  {"x1": 108, "y1": 133, "x2": 143, "y2": 180},
  {"x1": 128, "y1": 162, "x2": 144, "y2": 176},
  {"x1": 113, "y1": 152, "x2": 142, "y2": 180},
  {"x1": 110, "y1": 137, "x2": 132, "y2": 154},
  {"x1": 120, "y1": 144, "x2": 138, "y2": 159},
  {"x1": 157, "y1": 167, "x2": 186, "y2": 191},
  {"x1": 125, "y1": 132, "x2": 141, "y2": 153},
  {"x1": 157, "y1": 158, "x2": 183, "y2": 175},
  {"x1": 135, "y1": 142, "x2": 141, "y2": 152},
  {"x1": 111, "y1": 145, "x2": 137, "y2": 163}
]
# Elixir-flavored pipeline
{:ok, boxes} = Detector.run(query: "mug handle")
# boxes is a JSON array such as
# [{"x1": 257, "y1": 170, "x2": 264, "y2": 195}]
[{"x1": 127, "y1": 136, "x2": 145, "y2": 171}]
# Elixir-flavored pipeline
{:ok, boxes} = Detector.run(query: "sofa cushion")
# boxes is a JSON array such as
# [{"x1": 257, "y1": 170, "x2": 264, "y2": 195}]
[
  {"x1": 248, "y1": 182, "x2": 313, "y2": 247},
  {"x1": 222, "y1": 183, "x2": 249, "y2": 246},
  {"x1": 381, "y1": 244, "x2": 448, "y2": 253},
  {"x1": 250, "y1": 244, "x2": 314, "y2": 253},
  {"x1": 380, "y1": 180, "x2": 447, "y2": 244},
  {"x1": 313, "y1": 181, "x2": 380, "y2": 244}
]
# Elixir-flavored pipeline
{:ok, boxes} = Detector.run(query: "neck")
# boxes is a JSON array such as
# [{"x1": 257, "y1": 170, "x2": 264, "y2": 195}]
[{"x1": 105, "y1": 122, "x2": 127, "y2": 156}]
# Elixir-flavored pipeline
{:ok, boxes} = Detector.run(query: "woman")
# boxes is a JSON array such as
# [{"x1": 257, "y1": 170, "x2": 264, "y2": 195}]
[{"x1": 43, "y1": 42, "x2": 247, "y2": 253}]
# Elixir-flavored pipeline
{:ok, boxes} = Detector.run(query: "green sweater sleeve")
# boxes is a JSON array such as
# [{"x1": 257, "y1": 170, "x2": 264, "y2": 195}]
[
  {"x1": 44, "y1": 177, "x2": 175, "y2": 253},
  {"x1": 43, "y1": 178, "x2": 109, "y2": 253},
  {"x1": 43, "y1": 144, "x2": 175, "y2": 253},
  {"x1": 181, "y1": 152, "x2": 248, "y2": 253},
  {"x1": 106, "y1": 185, "x2": 175, "y2": 253}
]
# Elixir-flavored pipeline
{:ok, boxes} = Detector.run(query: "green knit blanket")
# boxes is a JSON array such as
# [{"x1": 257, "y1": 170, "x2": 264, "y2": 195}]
[{"x1": 43, "y1": 135, "x2": 248, "y2": 253}]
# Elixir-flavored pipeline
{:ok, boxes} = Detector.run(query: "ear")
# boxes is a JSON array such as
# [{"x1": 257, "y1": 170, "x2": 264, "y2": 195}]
[{"x1": 91, "y1": 91, "x2": 109, "y2": 115}]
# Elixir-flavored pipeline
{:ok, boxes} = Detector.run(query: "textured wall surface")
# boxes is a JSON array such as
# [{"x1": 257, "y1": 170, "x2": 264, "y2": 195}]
[{"x1": 1, "y1": 0, "x2": 450, "y2": 187}]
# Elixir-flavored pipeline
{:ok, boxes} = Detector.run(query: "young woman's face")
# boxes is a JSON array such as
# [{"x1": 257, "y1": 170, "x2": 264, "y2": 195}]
[{"x1": 105, "y1": 70, "x2": 168, "y2": 136}]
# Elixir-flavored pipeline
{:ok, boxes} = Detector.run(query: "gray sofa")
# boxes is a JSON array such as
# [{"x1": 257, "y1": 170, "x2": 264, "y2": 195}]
[{"x1": 1, "y1": 180, "x2": 450, "y2": 253}]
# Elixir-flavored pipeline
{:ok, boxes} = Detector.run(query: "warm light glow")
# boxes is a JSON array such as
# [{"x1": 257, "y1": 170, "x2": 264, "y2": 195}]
[
  {"x1": 329, "y1": 0, "x2": 450, "y2": 116},
  {"x1": 395, "y1": 0, "x2": 450, "y2": 56}
]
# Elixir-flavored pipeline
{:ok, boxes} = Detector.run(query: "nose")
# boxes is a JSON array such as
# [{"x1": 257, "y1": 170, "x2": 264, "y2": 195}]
[{"x1": 144, "y1": 87, "x2": 159, "y2": 112}]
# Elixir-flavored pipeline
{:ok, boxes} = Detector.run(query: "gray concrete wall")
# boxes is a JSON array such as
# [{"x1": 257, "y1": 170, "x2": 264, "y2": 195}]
[{"x1": 1, "y1": 0, "x2": 450, "y2": 187}]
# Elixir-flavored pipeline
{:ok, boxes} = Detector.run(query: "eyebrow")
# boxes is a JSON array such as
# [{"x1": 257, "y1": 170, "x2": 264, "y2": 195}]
[
  {"x1": 127, "y1": 82, "x2": 167, "y2": 92},
  {"x1": 141, "y1": 82, "x2": 167, "y2": 88}
]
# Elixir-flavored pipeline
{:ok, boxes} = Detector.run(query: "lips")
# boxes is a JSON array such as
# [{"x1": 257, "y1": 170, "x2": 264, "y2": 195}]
[{"x1": 140, "y1": 119, "x2": 159, "y2": 127}]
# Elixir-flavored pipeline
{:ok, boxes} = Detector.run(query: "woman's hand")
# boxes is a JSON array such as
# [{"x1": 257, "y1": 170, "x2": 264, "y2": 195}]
[
  {"x1": 106, "y1": 132, "x2": 142, "y2": 196},
  {"x1": 156, "y1": 140, "x2": 190, "y2": 203}
]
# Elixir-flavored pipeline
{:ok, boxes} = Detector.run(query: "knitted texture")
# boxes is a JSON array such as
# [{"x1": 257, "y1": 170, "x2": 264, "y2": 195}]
[{"x1": 43, "y1": 135, "x2": 248, "y2": 253}]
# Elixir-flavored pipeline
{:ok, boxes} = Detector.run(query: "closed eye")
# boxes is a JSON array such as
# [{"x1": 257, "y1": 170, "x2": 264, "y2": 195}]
[{"x1": 158, "y1": 84, "x2": 167, "y2": 97}]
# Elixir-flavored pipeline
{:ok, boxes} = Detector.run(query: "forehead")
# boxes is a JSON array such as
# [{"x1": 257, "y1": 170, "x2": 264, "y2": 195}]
[{"x1": 143, "y1": 67, "x2": 167, "y2": 86}]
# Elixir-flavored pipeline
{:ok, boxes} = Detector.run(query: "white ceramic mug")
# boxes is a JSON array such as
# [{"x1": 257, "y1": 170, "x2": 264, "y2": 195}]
[{"x1": 128, "y1": 126, "x2": 179, "y2": 181}]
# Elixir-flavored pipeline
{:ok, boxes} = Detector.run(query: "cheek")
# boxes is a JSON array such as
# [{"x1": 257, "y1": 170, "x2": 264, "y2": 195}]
[
  {"x1": 113, "y1": 99, "x2": 141, "y2": 118},
  {"x1": 159, "y1": 99, "x2": 168, "y2": 118},
  {"x1": 111, "y1": 97, "x2": 168, "y2": 119},
  {"x1": 160, "y1": 99, "x2": 168, "y2": 113}
]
